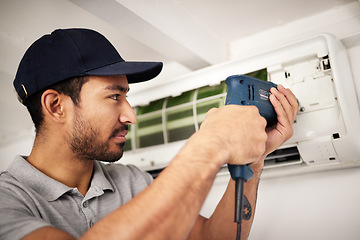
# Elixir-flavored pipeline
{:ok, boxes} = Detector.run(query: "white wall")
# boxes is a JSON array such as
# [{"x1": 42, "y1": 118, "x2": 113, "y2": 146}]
[
  {"x1": 252, "y1": 167, "x2": 360, "y2": 240},
  {"x1": 0, "y1": 130, "x2": 34, "y2": 170},
  {"x1": 200, "y1": 167, "x2": 360, "y2": 240}
]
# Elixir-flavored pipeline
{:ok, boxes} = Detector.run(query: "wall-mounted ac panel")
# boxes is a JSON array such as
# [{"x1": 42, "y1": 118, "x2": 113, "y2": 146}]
[{"x1": 119, "y1": 34, "x2": 360, "y2": 178}]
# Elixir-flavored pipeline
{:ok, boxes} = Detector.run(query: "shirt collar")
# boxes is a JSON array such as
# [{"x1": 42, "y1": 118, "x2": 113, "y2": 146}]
[
  {"x1": 8, "y1": 155, "x2": 114, "y2": 201},
  {"x1": 84, "y1": 161, "x2": 114, "y2": 201}
]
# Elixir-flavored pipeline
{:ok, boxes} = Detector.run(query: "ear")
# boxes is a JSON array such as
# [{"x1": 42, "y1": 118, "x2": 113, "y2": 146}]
[{"x1": 41, "y1": 89, "x2": 68, "y2": 124}]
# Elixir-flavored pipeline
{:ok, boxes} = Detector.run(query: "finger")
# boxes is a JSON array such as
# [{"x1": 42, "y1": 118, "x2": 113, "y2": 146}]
[
  {"x1": 270, "y1": 87, "x2": 293, "y2": 126},
  {"x1": 269, "y1": 92, "x2": 290, "y2": 130},
  {"x1": 277, "y1": 85, "x2": 299, "y2": 115},
  {"x1": 272, "y1": 85, "x2": 299, "y2": 124}
]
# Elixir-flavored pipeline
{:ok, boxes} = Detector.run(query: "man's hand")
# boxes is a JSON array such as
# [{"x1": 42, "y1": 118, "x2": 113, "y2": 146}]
[
  {"x1": 252, "y1": 84, "x2": 299, "y2": 172},
  {"x1": 198, "y1": 105, "x2": 268, "y2": 167}
]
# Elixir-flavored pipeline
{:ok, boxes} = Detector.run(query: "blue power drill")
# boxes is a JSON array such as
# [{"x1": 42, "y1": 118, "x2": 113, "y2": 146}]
[{"x1": 225, "y1": 74, "x2": 278, "y2": 239}]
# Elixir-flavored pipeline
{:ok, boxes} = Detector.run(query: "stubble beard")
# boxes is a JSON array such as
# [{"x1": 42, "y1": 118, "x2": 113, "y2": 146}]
[{"x1": 68, "y1": 111, "x2": 126, "y2": 162}]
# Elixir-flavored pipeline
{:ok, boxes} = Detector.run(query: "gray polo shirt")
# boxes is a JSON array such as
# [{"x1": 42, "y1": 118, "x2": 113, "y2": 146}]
[{"x1": 0, "y1": 155, "x2": 152, "y2": 240}]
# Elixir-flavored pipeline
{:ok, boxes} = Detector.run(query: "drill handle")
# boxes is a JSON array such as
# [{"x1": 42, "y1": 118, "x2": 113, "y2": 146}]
[{"x1": 228, "y1": 164, "x2": 254, "y2": 182}]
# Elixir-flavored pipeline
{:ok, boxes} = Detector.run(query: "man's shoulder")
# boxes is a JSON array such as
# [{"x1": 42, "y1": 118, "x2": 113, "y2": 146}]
[
  {"x1": 0, "y1": 163, "x2": 25, "y2": 190},
  {"x1": 0, "y1": 170, "x2": 35, "y2": 208},
  {"x1": 0, "y1": 170, "x2": 18, "y2": 188},
  {"x1": 0, "y1": 156, "x2": 33, "y2": 190}
]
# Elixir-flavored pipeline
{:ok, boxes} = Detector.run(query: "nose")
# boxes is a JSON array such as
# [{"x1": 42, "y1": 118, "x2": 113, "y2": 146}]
[{"x1": 120, "y1": 99, "x2": 137, "y2": 125}]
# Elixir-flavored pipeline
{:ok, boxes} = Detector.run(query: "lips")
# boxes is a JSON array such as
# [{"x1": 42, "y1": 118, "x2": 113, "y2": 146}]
[{"x1": 111, "y1": 129, "x2": 128, "y2": 142}]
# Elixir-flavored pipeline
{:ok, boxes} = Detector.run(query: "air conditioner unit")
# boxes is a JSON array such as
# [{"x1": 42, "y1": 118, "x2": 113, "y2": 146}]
[{"x1": 119, "y1": 34, "x2": 360, "y2": 178}]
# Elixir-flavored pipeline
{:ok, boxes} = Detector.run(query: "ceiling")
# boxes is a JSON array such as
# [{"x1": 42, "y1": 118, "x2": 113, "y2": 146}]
[{"x1": 0, "y1": 0, "x2": 356, "y2": 146}]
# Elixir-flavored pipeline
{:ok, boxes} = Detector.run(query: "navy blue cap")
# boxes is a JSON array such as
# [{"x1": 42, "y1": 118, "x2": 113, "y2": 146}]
[{"x1": 13, "y1": 28, "x2": 163, "y2": 104}]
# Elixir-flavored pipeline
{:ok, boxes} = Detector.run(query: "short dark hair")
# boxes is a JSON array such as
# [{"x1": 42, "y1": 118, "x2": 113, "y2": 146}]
[{"x1": 24, "y1": 76, "x2": 89, "y2": 132}]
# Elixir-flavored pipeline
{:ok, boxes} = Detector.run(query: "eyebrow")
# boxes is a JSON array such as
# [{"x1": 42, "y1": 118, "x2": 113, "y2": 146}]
[{"x1": 104, "y1": 85, "x2": 130, "y2": 93}]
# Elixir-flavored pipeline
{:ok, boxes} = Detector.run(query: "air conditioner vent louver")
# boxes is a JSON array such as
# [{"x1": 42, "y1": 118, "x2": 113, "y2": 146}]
[{"x1": 264, "y1": 146, "x2": 302, "y2": 169}]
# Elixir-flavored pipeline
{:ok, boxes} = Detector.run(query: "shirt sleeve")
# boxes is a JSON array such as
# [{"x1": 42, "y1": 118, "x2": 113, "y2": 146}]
[{"x1": 0, "y1": 183, "x2": 51, "y2": 240}]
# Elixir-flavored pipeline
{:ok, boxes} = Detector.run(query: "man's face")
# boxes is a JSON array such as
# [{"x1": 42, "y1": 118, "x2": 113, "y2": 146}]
[{"x1": 67, "y1": 75, "x2": 136, "y2": 162}]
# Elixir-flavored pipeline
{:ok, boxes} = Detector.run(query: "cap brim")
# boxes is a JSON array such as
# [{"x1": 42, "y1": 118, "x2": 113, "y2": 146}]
[{"x1": 85, "y1": 61, "x2": 163, "y2": 83}]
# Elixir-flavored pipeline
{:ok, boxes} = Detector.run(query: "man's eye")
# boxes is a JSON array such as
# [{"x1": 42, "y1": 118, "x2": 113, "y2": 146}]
[{"x1": 110, "y1": 94, "x2": 120, "y2": 100}]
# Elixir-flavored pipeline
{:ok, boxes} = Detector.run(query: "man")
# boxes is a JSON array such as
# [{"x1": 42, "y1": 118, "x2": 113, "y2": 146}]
[{"x1": 0, "y1": 28, "x2": 298, "y2": 240}]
